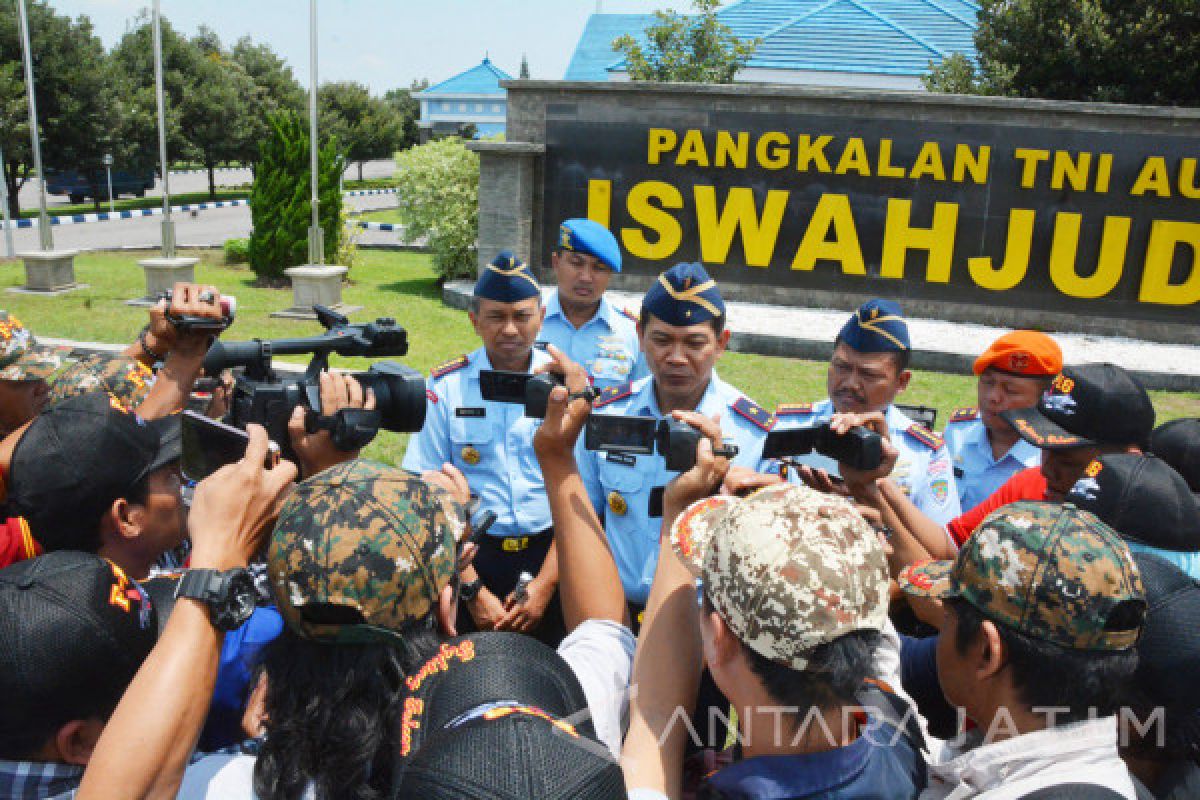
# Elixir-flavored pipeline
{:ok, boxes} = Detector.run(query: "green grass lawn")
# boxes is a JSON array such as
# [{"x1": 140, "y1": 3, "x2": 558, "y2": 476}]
[
  {"x1": 355, "y1": 208, "x2": 406, "y2": 225},
  {"x1": 0, "y1": 249, "x2": 1194, "y2": 466},
  {"x1": 24, "y1": 190, "x2": 250, "y2": 218}
]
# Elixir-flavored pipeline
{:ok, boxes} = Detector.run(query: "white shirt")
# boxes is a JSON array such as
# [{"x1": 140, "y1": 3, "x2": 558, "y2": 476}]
[
  {"x1": 176, "y1": 620, "x2": 636, "y2": 799},
  {"x1": 922, "y1": 716, "x2": 1138, "y2": 799}
]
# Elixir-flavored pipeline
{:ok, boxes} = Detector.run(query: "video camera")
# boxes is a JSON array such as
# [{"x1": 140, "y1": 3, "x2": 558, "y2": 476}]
[
  {"x1": 201, "y1": 305, "x2": 426, "y2": 460},
  {"x1": 762, "y1": 424, "x2": 883, "y2": 471},
  {"x1": 584, "y1": 415, "x2": 739, "y2": 472},
  {"x1": 479, "y1": 370, "x2": 564, "y2": 418},
  {"x1": 158, "y1": 288, "x2": 237, "y2": 335}
]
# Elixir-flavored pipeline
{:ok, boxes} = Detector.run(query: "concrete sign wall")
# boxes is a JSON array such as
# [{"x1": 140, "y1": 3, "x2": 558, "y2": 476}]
[{"x1": 475, "y1": 81, "x2": 1200, "y2": 343}]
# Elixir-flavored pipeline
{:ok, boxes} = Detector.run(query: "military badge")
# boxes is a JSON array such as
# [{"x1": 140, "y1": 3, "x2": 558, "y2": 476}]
[
  {"x1": 607, "y1": 491, "x2": 627, "y2": 516},
  {"x1": 461, "y1": 446, "x2": 481, "y2": 466}
]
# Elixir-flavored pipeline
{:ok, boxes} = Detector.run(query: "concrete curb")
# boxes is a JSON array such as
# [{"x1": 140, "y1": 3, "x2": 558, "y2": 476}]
[{"x1": 442, "y1": 281, "x2": 1200, "y2": 392}]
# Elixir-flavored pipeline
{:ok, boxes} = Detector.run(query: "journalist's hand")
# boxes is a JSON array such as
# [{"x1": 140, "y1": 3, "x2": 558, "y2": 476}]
[
  {"x1": 287, "y1": 371, "x2": 377, "y2": 479},
  {"x1": 662, "y1": 411, "x2": 730, "y2": 520},
  {"x1": 828, "y1": 411, "x2": 899, "y2": 489},
  {"x1": 188, "y1": 424, "x2": 297, "y2": 571}
]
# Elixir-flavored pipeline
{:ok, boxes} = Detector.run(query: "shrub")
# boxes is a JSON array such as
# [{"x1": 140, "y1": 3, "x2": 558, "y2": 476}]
[
  {"x1": 393, "y1": 137, "x2": 478, "y2": 283},
  {"x1": 248, "y1": 111, "x2": 345, "y2": 284},
  {"x1": 223, "y1": 237, "x2": 250, "y2": 264}
]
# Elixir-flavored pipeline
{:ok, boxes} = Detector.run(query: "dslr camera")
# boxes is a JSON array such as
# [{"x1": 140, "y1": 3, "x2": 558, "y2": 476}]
[{"x1": 201, "y1": 305, "x2": 427, "y2": 460}]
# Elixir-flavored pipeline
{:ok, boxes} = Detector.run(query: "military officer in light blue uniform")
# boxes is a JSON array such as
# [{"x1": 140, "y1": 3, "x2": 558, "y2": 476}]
[
  {"x1": 773, "y1": 299, "x2": 961, "y2": 526},
  {"x1": 538, "y1": 218, "x2": 646, "y2": 390},
  {"x1": 403, "y1": 251, "x2": 563, "y2": 644},
  {"x1": 576, "y1": 262, "x2": 774, "y2": 608},
  {"x1": 943, "y1": 329, "x2": 1063, "y2": 511}
]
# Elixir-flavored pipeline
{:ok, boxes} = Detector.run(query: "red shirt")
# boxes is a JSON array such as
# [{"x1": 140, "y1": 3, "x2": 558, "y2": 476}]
[
  {"x1": 0, "y1": 516, "x2": 42, "y2": 569},
  {"x1": 946, "y1": 468, "x2": 1048, "y2": 547}
]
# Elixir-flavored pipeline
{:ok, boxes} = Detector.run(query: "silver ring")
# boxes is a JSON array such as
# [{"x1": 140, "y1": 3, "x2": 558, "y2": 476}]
[{"x1": 198, "y1": 290, "x2": 216, "y2": 304}]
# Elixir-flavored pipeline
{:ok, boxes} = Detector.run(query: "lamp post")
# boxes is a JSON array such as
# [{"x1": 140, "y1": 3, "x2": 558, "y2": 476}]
[
  {"x1": 15, "y1": 0, "x2": 51, "y2": 251},
  {"x1": 103, "y1": 153, "x2": 114, "y2": 215},
  {"x1": 307, "y1": 0, "x2": 322, "y2": 265},
  {"x1": 153, "y1": 0, "x2": 175, "y2": 258}
]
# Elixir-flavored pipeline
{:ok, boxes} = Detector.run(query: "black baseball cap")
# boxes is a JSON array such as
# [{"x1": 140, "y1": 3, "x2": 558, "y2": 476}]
[
  {"x1": 7, "y1": 393, "x2": 181, "y2": 552},
  {"x1": 1067, "y1": 454, "x2": 1200, "y2": 552},
  {"x1": 1002, "y1": 364, "x2": 1155, "y2": 450},
  {"x1": 394, "y1": 632, "x2": 623, "y2": 799},
  {"x1": 0, "y1": 551, "x2": 157, "y2": 753},
  {"x1": 1131, "y1": 553, "x2": 1200, "y2": 717},
  {"x1": 1150, "y1": 418, "x2": 1200, "y2": 493}
]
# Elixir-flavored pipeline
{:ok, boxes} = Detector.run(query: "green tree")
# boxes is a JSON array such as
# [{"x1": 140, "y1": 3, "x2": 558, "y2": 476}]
[
  {"x1": 248, "y1": 110, "x2": 344, "y2": 283},
  {"x1": 230, "y1": 37, "x2": 305, "y2": 116},
  {"x1": 0, "y1": 1, "x2": 121, "y2": 214},
  {"x1": 320, "y1": 81, "x2": 405, "y2": 181},
  {"x1": 612, "y1": 0, "x2": 758, "y2": 83},
  {"x1": 384, "y1": 78, "x2": 427, "y2": 152},
  {"x1": 926, "y1": 0, "x2": 1200, "y2": 106},
  {"x1": 393, "y1": 136, "x2": 478, "y2": 282}
]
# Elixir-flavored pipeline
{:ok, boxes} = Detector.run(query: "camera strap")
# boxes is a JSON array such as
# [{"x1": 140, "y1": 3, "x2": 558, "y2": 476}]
[{"x1": 307, "y1": 408, "x2": 383, "y2": 451}]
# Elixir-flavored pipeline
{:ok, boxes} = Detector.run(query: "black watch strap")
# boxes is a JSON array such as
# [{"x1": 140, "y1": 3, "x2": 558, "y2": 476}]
[
  {"x1": 175, "y1": 568, "x2": 256, "y2": 631},
  {"x1": 459, "y1": 578, "x2": 483, "y2": 602}
]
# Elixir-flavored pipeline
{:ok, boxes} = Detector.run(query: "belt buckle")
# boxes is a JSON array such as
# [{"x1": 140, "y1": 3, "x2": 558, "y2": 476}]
[{"x1": 501, "y1": 536, "x2": 529, "y2": 552}]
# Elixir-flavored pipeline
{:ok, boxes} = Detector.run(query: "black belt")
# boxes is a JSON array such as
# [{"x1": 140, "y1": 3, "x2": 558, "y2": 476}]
[{"x1": 478, "y1": 528, "x2": 552, "y2": 553}]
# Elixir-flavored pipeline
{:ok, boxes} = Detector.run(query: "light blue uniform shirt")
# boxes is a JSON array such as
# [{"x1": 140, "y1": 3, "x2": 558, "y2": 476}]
[
  {"x1": 402, "y1": 347, "x2": 553, "y2": 538},
  {"x1": 943, "y1": 411, "x2": 1042, "y2": 513},
  {"x1": 774, "y1": 399, "x2": 961, "y2": 526},
  {"x1": 576, "y1": 373, "x2": 774, "y2": 604},
  {"x1": 538, "y1": 290, "x2": 646, "y2": 391}
]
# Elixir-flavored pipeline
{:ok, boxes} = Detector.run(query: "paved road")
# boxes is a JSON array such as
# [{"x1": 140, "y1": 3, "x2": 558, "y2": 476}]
[
  {"x1": 13, "y1": 158, "x2": 396, "y2": 211},
  {"x1": 3, "y1": 193, "x2": 401, "y2": 252}
]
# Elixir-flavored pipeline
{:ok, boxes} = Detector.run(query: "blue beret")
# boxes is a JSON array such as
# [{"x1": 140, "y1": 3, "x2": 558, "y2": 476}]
[
  {"x1": 641, "y1": 262, "x2": 725, "y2": 327},
  {"x1": 838, "y1": 298, "x2": 910, "y2": 353},
  {"x1": 557, "y1": 218, "x2": 622, "y2": 273},
  {"x1": 474, "y1": 251, "x2": 540, "y2": 303}
]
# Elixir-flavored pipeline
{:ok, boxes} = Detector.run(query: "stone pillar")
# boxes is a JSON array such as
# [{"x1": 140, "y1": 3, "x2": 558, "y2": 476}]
[
  {"x1": 271, "y1": 264, "x2": 362, "y2": 320},
  {"x1": 127, "y1": 256, "x2": 199, "y2": 306},
  {"x1": 10, "y1": 249, "x2": 83, "y2": 294},
  {"x1": 468, "y1": 141, "x2": 544, "y2": 277}
]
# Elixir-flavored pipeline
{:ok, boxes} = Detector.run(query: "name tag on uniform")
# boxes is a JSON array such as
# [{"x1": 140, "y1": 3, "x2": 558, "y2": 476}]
[
  {"x1": 456, "y1": 407, "x2": 486, "y2": 418},
  {"x1": 606, "y1": 452, "x2": 636, "y2": 466}
]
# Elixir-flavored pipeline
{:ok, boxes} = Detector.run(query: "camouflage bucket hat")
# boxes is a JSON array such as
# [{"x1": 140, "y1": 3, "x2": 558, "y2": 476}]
[
  {"x1": 670, "y1": 482, "x2": 889, "y2": 670},
  {"x1": 268, "y1": 460, "x2": 469, "y2": 645},
  {"x1": 49, "y1": 354, "x2": 154, "y2": 411},
  {"x1": 0, "y1": 311, "x2": 67, "y2": 381},
  {"x1": 899, "y1": 501, "x2": 1146, "y2": 651}
]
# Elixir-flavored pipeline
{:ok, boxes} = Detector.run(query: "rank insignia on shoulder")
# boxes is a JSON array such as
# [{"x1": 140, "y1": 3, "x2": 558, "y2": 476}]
[
  {"x1": 431, "y1": 355, "x2": 468, "y2": 379},
  {"x1": 619, "y1": 307, "x2": 638, "y2": 323},
  {"x1": 775, "y1": 402, "x2": 814, "y2": 416},
  {"x1": 732, "y1": 396, "x2": 774, "y2": 431},
  {"x1": 949, "y1": 407, "x2": 979, "y2": 424},
  {"x1": 906, "y1": 424, "x2": 944, "y2": 451},
  {"x1": 595, "y1": 381, "x2": 633, "y2": 408}
]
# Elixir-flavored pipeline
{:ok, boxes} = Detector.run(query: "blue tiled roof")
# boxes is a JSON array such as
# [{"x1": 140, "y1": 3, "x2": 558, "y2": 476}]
[
  {"x1": 568, "y1": 0, "x2": 978, "y2": 81},
  {"x1": 421, "y1": 57, "x2": 512, "y2": 96},
  {"x1": 564, "y1": 13, "x2": 660, "y2": 81}
]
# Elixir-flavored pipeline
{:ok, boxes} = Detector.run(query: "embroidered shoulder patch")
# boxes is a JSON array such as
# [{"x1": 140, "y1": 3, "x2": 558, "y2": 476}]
[
  {"x1": 949, "y1": 407, "x2": 979, "y2": 424},
  {"x1": 595, "y1": 381, "x2": 633, "y2": 408},
  {"x1": 906, "y1": 424, "x2": 944, "y2": 451},
  {"x1": 431, "y1": 355, "x2": 468, "y2": 379},
  {"x1": 775, "y1": 402, "x2": 814, "y2": 416},
  {"x1": 732, "y1": 396, "x2": 774, "y2": 432}
]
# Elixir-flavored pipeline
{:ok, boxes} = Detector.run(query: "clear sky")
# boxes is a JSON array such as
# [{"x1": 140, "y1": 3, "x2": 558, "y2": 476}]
[{"x1": 49, "y1": 0, "x2": 675, "y2": 94}]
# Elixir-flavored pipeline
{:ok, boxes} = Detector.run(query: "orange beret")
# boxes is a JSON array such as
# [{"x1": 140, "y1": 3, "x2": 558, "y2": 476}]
[{"x1": 973, "y1": 331, "x2": 1062, "y2": 377}]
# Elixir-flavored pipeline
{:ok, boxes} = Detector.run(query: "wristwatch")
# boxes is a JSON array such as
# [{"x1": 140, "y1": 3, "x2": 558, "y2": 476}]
[
  {"x1": 459, "y1": 578, "x2": 483, "y2": 603},
  {"x1": 175, "y1": 568, "x2": 258, "y2": 631}
]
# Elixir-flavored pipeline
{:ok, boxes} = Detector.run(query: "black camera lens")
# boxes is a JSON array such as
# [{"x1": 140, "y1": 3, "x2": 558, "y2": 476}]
[{"x1": 353, "y1": 361, "x2": 427, "y2": 433}]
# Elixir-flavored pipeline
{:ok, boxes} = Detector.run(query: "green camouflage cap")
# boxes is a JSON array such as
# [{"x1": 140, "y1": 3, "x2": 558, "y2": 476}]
[
  {"x1": 48, "y1": 354, "x2": 154, "y2": 411},
  {"x1": 670, "y1": 482, "x2": 889, "y2": 670},
  {"x1": 899, "y1": 501, "x2": 1145, "y2": 651},
  {"x1": 0, "y1": 311, "x2": 67, "y2": 381},
  {"x1": 268, "y1": 459, "x2": 469, "y2": 645}
]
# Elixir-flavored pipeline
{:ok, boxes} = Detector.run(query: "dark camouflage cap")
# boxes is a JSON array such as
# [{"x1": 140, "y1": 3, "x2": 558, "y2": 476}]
[
  {"x1": 49, "y1": 354, "x2": 154, "y2": 411},
  {"x1": 0, "y1": 311, "x2": 67, "y2": 381},
  {"x1": 900, "y1": 501, "x2": 1145, "y2": 651},
  {"x1": 267, "y1": 460, "x2": 469, "y2": 645},
  {"x1": 670, "y1": 483, "x2": 889, "y2": 670}
]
